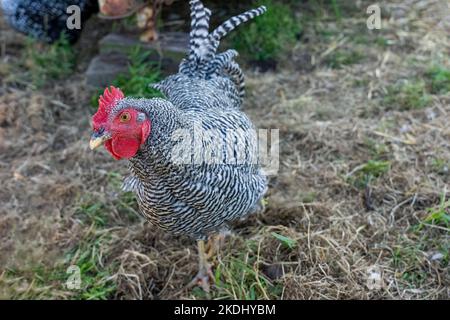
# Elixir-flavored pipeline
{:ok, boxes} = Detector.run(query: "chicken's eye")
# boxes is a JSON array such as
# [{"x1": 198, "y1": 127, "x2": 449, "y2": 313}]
[{"x1": 119, "y1": 112, "x2": 131, "y2": 123}]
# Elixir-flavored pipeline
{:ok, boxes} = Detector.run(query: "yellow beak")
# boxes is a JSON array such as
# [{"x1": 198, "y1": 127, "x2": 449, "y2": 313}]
[{"x1": 89, "y1": 132, "x2": 111, "y2": 150}]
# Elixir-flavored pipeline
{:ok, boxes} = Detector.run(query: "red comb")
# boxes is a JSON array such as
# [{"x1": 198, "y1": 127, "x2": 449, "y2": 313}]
[{"x1": 92, "y1": 86, "x2": 124, "y2": 130}]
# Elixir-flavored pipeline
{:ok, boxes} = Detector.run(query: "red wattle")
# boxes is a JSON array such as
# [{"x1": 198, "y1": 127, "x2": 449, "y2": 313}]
[
  {"x1": 104, "y1": 140, "x2": 121, "y2": 160},
  {"x1": 111, "y1": 136, "x2": 141, "y2": 159},
  {"x1": 103, "y1": 119, "x2": 151, "y2": 160}
]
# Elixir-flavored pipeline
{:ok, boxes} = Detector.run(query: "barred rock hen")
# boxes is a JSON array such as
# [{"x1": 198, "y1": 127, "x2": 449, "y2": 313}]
[
  {"x1": 0, "y1": 0, "x2": 97, "y2": 43},
  {"x1": 90, "y1": 0, "x2": 267, "y2": 290}
]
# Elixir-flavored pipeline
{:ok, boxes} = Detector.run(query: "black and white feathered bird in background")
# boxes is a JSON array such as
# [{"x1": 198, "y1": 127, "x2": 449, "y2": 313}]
[
  {"x1": 0, "y1": 0, "x2": 98, "y2": 43},
  {"x1": 89, "y1": 0, "x2": 268, "y2": 291}
]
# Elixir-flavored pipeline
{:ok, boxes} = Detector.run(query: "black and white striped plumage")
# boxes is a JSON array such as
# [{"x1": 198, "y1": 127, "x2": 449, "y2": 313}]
[
  {"x1": 116, "y1": 0, "x2": 268, "y2": 240},
  {"x1": 0, "y1": 0, "x2": 97, "y2": 43}
]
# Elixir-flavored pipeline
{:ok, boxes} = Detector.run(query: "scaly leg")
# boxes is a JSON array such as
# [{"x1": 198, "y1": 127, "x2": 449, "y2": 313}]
[
  {"x1": 187, "y1": 240, "x2": 215, "y2": 292},
  {"x1": 205, "y1": 231, "x2": 229, "y2": 259}
]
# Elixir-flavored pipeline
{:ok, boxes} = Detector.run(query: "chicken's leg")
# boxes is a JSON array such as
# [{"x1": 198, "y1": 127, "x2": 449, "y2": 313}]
[
  {"x1": 188, "y1": 240, "x2": 215, "y2": 292},
  {"x1": 205, "y1": 231, "x2": 228, "y2": 259}
]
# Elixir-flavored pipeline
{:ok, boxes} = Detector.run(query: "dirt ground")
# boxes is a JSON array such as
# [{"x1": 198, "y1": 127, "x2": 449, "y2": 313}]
[{"x1": 0, "y1": 1, "x2": 449, "y2": 299}]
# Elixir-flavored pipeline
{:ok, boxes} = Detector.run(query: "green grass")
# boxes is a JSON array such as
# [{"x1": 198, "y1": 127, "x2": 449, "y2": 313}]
[
  {"x1": 392, "y1": 228, "x2": 449, "y2": 288},
  {"x1": 402, "y1": 193, "x2": 450, "y2": 282},
  {"x1": 360, "y1": 160, "x2": 390, "y2": 180},
  {"x1": 384, "y1": 80, "x2": 432, "y2": 111},
  {"x1": 425, "y1": 65, "x2": 450, "y2": 94},
  {"x1": 75, "y1": 201, "x2": 110, "y2": 228},
  {"x1": 194, "y1": 239, "x2": 282, "y2": 300},
  {"x1": 421, "y1": 193, "x2": 450, "y2": 229},
  {"x1": 64, "y1": 232, "x2": 117, "y2": 300},
  {"x1": 349, "y1": 160, "x2": 390, "y2": 188},
  {"x1": 360, "y1": 160, "x2": 390, "y2": 176},
  {"x1": 114, "y1": 47, "x2": 162, "y2": 98},
  {"x1": 24, "y1": 34, "x2": 75, "y2": 88},
  {"x1": 299, "y1": 191, "x2": 317, "y2": 204},
  {"x1": 66, "y1": 174, "x2": 142, "y2": 299},
  {"x1": 63, "y1": 177, "x2": 141, "y2": 299},
  {"x1": 1, "y1": 229, "x2": 117, "y2": 300},
  {"x1": 76, "y1": 174, "x2": 140, "y2": 227},
  {"x1": 431, "y1": 158, "x2": 449, "y2": 175},
  {"x1": 375, "y1": 36, "x2": 389, "y2": 48},
  {"x1": 1, "y1": 266, "x2": 66, "y2": 299},
  {"x1": 383, "y1": 66, "x2": 450, "y2": 111},
  {"x1": 325, "y1": 50, "x2": 364, "y2": 69},
  {"x1": 1, "y1": 202, "x2": 117, "y2": 299},
  {"x1": 392, "y1": 244, "x2": 428, "y2": 288},
  {"x1": 229, "y1": 0, "x2": 300, "y2": 63},
  {"x1": 363, "y1": 138, "x2": 389, "y2": 159},
  {"x1": 271, "y1": 232, "x2": 297, "y2": 249},
  {"x1": 213, "y1": 255, "x2": 280, "y2": 299},
  {"x1": 352, "y1": 34, "x2": 389, "y2": 48}
]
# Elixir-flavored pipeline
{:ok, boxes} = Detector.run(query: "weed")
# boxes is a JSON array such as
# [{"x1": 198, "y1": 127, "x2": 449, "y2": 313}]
[
  {"x1": 363, "y1": 138, "x2": 388, "y2": 159},
  {"x1": 24, "y1": 34, "x2": 75, "y2": 88},
  {"x1": 64, "y1": 232, "x2": 117, "y2": 300},
  {"x1": 392, "y1": 244, "x2": 428, "y2": 288},
  {"x1": 421, "y1": 193, "x2": 450, "y2": 228},
  {"x1": 329, "y1": 0, "x2": 342, "y2": 21},
  {"x1": 384, "y1": 80, "x2": 431, "y2": 111},
  {"x1": 299, "y1": 192, "x2": 317, "y2": 204},
  {"x1": 75, "y1": 201, "x2": 109, "y2": 227},
  {"x1": 431, "y1": 158, "x2": 449, "y2": 175},
  {"x1": 115, "y1": 192, "x2": 141, "y2": 224},
  {"x1": 360, "y1": 160, "x2": 390, "y2": 177},
  {"x1": 1, "y1": 230, "x2": 117, "y2": 300},
  {"x1": 325, "y1": 50, "x2": 364, "y2": 69},
  {"x1": 114, "y1": 47, "x2": 162, "y2": 98},
  {"x1": 90, "y1": 46, "x2": 162, "y2": 107},
  {"x1": 348, "y1": 160, "x2": 390, "y2": 188},
  {"x1": 271, "y1": 232, "x2": 297, "y2": 249},
  {"x1": 425, "y1": 65, "x2": 450, "y2": 94},
  {"x1": 213, "y1": 253, "x2": 276, "y2": 299}
]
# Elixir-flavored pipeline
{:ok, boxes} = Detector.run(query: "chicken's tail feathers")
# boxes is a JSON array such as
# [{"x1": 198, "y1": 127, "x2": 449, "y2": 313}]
[
  {"x1": 208, "y1": 6, "x2": 267, "y2": 56},
  {"x1": 187, "y1": 0, "x2": 211, "y2": 63},
  {"x1": 177, "y1": 0, "x2": 266, "y2": 98}
]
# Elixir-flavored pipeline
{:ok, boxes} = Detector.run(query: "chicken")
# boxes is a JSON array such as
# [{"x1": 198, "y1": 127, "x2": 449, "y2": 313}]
[
  {"x1": 89, "y1": 0, "x2": 267, "y2": 291},
  {"x1": 0, "y1": 0, "x2": 98, "y2": 43}
]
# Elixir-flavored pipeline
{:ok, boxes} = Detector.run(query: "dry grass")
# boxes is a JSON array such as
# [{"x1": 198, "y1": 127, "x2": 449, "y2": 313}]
[{"x1": 0, "y1": 0, "x2": 449, "y2": 300}]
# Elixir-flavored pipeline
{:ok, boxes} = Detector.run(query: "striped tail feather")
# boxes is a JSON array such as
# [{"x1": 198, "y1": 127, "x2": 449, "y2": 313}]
[
  {"x1": 177, "y1": 1, "x2": 266, "y2": 99},
  {"x1": 188, "y1": 0, "x2": 211, "y2": 63},
  {"x1": 207, "y1": 6, "x2": 267, "y2": 59}
]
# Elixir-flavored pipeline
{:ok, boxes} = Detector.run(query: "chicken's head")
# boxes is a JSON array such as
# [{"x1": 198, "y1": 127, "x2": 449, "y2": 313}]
[{"x1": 90, "y1": 86, "x2": 151, "y2": 160}]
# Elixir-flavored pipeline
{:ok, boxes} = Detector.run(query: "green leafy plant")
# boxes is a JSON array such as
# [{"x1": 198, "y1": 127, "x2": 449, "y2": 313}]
[
  {"x1": 91, "y1": 47, "x2": 162, "y2": 107},
  {"x1": 426, "y1": 65, "x2": 450, "y2": 94},
  {"x1": 271, "y1": 232, "x2": 297, "y2": 249},
  {"x1": 114, "y1": 47, "x2": 162, "y2": 98},
  {"x1": 348, "y1": 160, "x2": 390, "y2": 188},
  {"x1": 422, "y1": 193, "x2": 450, "y2": 228},
  {"x1": 24, "y1": 34, "x2": 75, "y2": 88}
]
